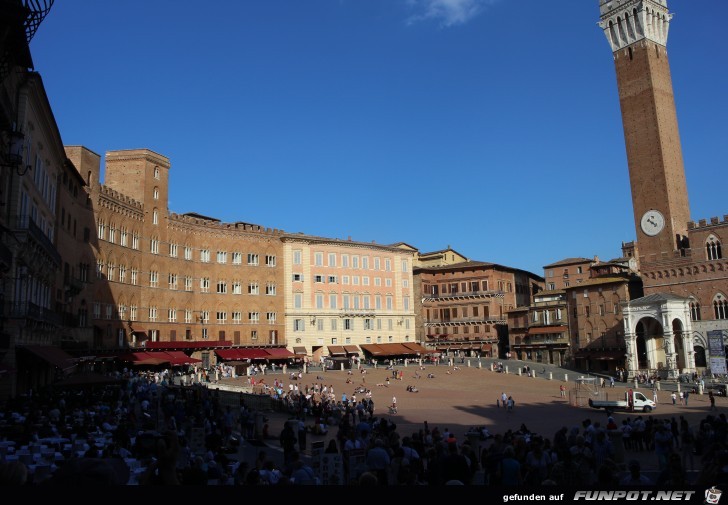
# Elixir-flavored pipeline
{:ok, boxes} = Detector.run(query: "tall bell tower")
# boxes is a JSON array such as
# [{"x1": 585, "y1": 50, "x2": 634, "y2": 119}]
[{"x1": 598, "y1": 0, "x2": 691, "y2": 264}]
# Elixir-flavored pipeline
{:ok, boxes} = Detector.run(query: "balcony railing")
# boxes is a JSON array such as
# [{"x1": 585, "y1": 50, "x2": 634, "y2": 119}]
[
  {"x1": 425, "y1": 316, "x2": 506, "y2": 326},
  {"x1": 521, "y1": 335, "x2": 569, "y2": 345},
  {"x1": 8, "y1": 301, "x2": 62, "y2": 326},
  {"x1": 527, "y1": 319, "x2": 567, "y2": 328},
  {"x1": 423, "y1": 290, "x2": 504, "y2": 301},
  {"x1": 13, "y1": 215, "x2": 62, "y2": 267}
]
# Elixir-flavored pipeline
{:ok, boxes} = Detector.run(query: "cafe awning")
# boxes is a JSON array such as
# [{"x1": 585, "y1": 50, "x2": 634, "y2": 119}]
[
  {"x1": 327, "y1": 345, "x2": 347, "y2": 356},
  {"x1": 343, "y1": 345, "x2": 360, "y2": 355},
  {"x1": 383, "y1": 343, "x2": 413, "y2": 355},
  {"x1": 360, "y1": 344, "x2": 386, "y2": 356},
  {"x1": 159, "y1": 351, "x2": 201, "y2": 366},
  {"x1": 402, "y1": 343, "x2": 428, "y2": 354},
  {"x1": 215, "y1": 349, "x2": 242, "y2": 361},
  {"x1": 119, "y1": 352, "x2": 170, "y2": 366},
  {"x1": 293, "y1": 346, "x2": 307, "y2": 355},
  {"x1": 236, "y1": 348, "x2": 271, "y2": 360},
  {"x1": 264, "y1": 348, "x2": 295, "y2": 359},
  {"x1": 145, "y1": 340, "x2": 233, "y2": 350},
  {"x1": 20, "y1": 345, "x2": 77, "y2": 372}
]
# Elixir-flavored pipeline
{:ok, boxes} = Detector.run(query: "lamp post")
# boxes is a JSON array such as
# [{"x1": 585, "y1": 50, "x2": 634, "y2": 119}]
[{"x1": 1, "y1": 128, "x2": 31, "y2": 176}]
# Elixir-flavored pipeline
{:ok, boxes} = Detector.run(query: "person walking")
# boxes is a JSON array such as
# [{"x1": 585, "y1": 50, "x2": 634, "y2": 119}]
[
  {"x1": 560, "y1": 384, "x2": 566, "y2": 398},
  {"x1": 684, "y1": 390, "x2": 690, "y2": 406},
  {"x1": 709, "y1": 390, "x2": 717, "y2": 411},
  {"x1": 652, "y1": 387, "x2": 658, "y2": 404},
  {"x1": 671, "y1": 392, "x2": 677, "y2": 405}
]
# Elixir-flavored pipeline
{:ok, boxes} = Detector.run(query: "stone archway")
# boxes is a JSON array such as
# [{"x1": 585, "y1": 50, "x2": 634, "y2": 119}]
[
  {"x1": 694, "y1": 345, "x2": 707, "y2": 368},
  {"x1": 634, "y1": 317, "x2": 665, "y2": 372},
  {"x1": 622, "y1": 293, "x2": 695, "y2": 380}
]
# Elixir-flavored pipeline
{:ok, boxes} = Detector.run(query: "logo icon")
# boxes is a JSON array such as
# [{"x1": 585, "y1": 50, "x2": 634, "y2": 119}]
[{"x1": 706, "y1": 487, "x2": 722, "y2": 505}]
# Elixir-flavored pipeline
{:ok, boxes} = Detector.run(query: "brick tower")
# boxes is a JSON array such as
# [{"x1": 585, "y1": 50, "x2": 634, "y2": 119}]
[{"x1": 598, "y1": 0, "x2": 691, "y2": 264}]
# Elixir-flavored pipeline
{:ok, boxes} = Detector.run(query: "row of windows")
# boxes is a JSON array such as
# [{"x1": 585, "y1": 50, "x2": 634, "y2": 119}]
[
  {"x1": 427, "y1": 325, "x2": 492, "y2": 336},
  {"x1": 296, "y1": 273, "x2": 402, "y2": 288},
  {"x1": 425, "y1": 306, "x2": 492, "y2": 320},
  {"x1": 691, "y1": 297, "x2": 728, "y2": 321},
  {"x1": 292, "y1": 318, "x2": 410, "y2": 332},
  {"x1": 294, "y1": 250, "x2": 408, "y2": 272},
  {"x1": 94, "y1": 303, "x2": 277, "y2": 324},
  {"x1": 575, "y1": 303, "x2": 620, "y2": 318},
  {"x1": 423, "y1": 280, "x2": 512, "y2": 296},
  {"x1": 294, "y1": 293, "x2": 405, "y2": 311},
  {"x1": 96, "y1": 224, "x2": 277, "y2": 266},
  {"x1": 301, "y1": 335, "x2": 408, "y2": 346},
  {"x1": 95, "y1": 260, "x2": 277, "y2": 294}
]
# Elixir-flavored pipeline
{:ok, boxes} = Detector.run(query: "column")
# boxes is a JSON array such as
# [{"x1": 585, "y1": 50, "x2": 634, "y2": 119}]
[
  {"x1": 663, "y1": 326, "x2": 679, "y2": 380},
  {"x1": 624, "y1": 333, "x2": 637, "y2": 380},
  {"x1": 681, "y1": 331, "x2": 696, "y2": 372}
]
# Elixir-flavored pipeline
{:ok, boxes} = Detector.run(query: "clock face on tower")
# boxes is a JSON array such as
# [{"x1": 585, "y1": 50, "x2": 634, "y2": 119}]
[{"x1": 640, "y1": 210, "x2": 666, "y2": 237}]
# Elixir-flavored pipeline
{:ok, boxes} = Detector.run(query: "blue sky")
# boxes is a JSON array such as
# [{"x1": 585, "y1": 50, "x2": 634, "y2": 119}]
[{"x1": 29, "y1": 0, "x2": 727, "y2": 276}]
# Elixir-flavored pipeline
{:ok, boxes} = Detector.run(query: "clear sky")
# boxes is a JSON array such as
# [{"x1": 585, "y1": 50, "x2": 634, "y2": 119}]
[{"x1": 29, "y1": 0, "x2": 728, "y2": 276}]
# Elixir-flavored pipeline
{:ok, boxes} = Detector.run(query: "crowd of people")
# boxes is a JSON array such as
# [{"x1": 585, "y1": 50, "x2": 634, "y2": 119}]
[{"x1": 2, "y1": 363, "x2": 728, "y2": 488}]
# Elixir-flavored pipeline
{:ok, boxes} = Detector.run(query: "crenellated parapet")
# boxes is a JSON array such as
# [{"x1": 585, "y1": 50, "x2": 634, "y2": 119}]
[
  {"x1": 97, "y1": 184, "x2": 144, "y2": 220},
  {"x1": 598, "y1": 0, "x2": 671, "y2": 52},
  {"x1": 167, "y1": 212, "x2": 285, "y2": 239},
  {"x1": 688, "y1": 215, "x2": 728, "y2": 231}
]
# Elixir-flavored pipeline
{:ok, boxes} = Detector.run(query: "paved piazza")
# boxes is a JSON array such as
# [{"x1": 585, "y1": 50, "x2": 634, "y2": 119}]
[{"x1": 220, "y1": 362, "x2": 718, "y2": 473}]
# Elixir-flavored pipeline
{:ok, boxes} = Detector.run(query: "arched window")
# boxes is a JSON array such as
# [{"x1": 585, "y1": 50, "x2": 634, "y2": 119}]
[
  {"x1": 714, "y1": 294, "x2": 728, "y2": 320},
  {"x1": 689, "y1": 299, "x2": 701, "y2": 321},
  {"x1": 153, "y1": 187, "x2": 159, "y2": 200},
  {"x1": 707, "y1": 235, "x2": 723, "y2": 260},
  {"x1": 153, "y1": 167, "x2": 160, "y2": 179}
]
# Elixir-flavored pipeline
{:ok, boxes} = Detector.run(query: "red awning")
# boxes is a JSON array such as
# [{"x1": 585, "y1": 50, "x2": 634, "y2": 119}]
[
  {"x1": 20, "y1": 345, "x2": 77, "y2": 371},
  {"x1": 159, "y1": 351, "x2": 201, "y2": 366},
  {"x1": 264, "y1": 348, "x2": 295, "y2": 359},
  {"x1": 119, "y1": 352, "x2": 171, "y2": 366},
  {"x1": 145, "y1": 340, "x2": 233, "y2": 349},
  {"x1": 215, "y1": 349, "x2": 241, "y2": 360},
  {"x1": 236, "y1": 348, "x2": 271, "y2": 360}
]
